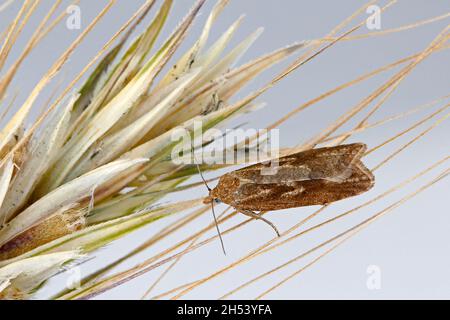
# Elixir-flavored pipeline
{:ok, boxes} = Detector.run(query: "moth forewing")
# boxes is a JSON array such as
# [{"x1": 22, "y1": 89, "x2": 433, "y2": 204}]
[
  {"x1": 202, "y1": 143, "x2": 374, "y2": 245},
  {"x1": 207, "y1": 143, "x2": 375, "y2": 212}
]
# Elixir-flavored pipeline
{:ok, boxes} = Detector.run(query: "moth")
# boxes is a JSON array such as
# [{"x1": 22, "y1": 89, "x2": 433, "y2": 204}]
[{"x1": 201, "y1": 143, "x2": 374, "y2": 253}]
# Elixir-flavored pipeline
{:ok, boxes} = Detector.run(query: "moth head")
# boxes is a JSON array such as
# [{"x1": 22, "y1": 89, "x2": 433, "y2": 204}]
[
  {"x1": 203, "y1": 194, "x2": 221, "y2": 205},
  {"x1": 203, "y1": 194, "x2": 214, "y2": 205},
  {"x1": 203, "y1": 188, "x2": 221, "y2": 205}
]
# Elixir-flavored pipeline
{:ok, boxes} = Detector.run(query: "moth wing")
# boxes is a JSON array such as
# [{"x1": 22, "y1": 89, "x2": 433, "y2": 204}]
[
  {"x1": 231, "y1": 162, "x2": 373, "y2": 211},
  {"x1": 234, "y1": 143, "x2": 367, "y2": 184},
  {"x1": 221, "y1": 143, "x2": 374, "y2": 211}
]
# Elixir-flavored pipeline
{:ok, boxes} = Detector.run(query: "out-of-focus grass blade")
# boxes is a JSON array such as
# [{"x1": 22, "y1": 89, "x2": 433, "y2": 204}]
[
  {"x1": 0, "y1": 159, "x2": 148, "y2": 248},
  {"x1": 0, "y1": 156, "x2": 14, "y2": 219},
  {"x1": 0, "y1": 250, "x2": 83, "y2": 299},
  {"x1": 94, "y1": 0, "x2": 173, "y2": 110},
  {"x1": 1, "y1": 95, "x2": 76, "y2": 221},
  {"x1": 152, "y1": 42, "x2": 306, "y2": 136},
  {"x1": 45, "y1": 0, "x2": 203, "y2": 191},
  {"x1": 0, "y1": 1, "x2": 115, "y2": 159},
  {"x1": 1, "y1": 199, "x2": 203, "y2": 266},
  {"x1": 155, "y1": 0, "x2": 229, "y2": 90},
  {"x1": 66, "y1": 69, "x2": 201, "y2": 181}
]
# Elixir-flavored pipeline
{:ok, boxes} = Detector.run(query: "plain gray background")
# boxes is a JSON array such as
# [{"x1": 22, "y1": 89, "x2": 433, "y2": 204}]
[{"x1": 1, "y1": 0, "x2": 449, "y2": 299}]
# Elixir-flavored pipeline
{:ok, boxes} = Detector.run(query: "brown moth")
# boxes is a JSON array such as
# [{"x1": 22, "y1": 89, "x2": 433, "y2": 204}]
[{"x1": 203, "y1": 143, "x2": 374, "y2": 245}]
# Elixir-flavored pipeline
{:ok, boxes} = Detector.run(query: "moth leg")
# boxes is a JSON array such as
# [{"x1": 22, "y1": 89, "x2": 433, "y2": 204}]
[{"x1": 239, "y1": 210, "x2": 280, "y2": 237}]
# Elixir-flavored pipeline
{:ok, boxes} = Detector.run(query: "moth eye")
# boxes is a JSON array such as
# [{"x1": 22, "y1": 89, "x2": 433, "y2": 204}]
[{"x1": 214, "y1": 198, "x2": 221, "y2": 204}]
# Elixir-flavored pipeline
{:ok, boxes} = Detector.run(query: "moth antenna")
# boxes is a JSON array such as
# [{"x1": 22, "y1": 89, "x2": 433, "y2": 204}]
[
  {"x1": 196, "y1": 162, "x2": 211, "y2": 192},
  {"x1": 191, "y1": 141, "x2": 225, "y2": 254},
  {"x1": 211, "y1": 200, "x2": 226, "y2": 255},
  {"x1": 191, "y1": 142, "x2": 211, "y2": 191}
]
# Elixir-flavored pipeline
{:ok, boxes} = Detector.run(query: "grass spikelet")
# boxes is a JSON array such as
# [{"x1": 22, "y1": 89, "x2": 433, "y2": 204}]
[{"x1": 0, "y1": 0, "x2": 448, "y2": 299}]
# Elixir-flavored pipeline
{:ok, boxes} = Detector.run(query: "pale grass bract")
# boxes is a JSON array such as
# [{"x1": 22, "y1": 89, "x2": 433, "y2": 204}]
[{"x1": 0, "y1": 0, "x2": 448, "y2": 299}]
